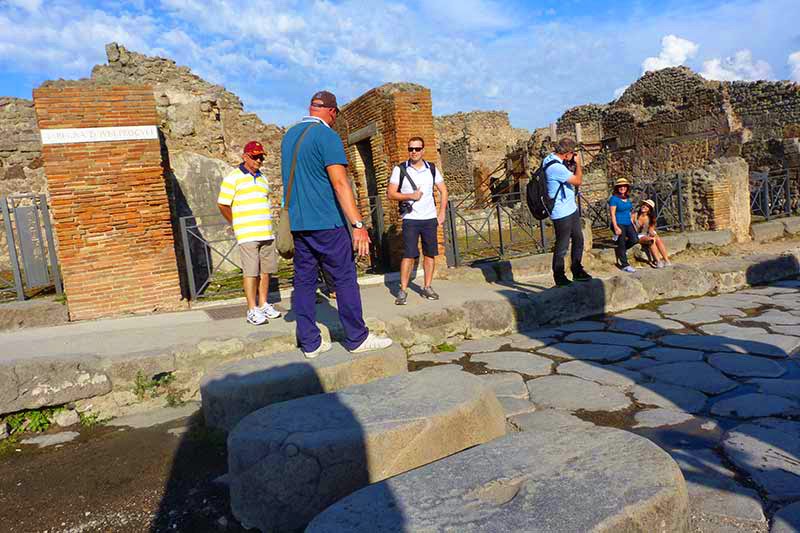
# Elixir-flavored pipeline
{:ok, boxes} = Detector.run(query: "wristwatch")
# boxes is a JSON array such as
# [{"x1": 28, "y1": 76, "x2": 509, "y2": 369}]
[{"x1": 352, "y1": 220, "x2": 365, "y2": 230}]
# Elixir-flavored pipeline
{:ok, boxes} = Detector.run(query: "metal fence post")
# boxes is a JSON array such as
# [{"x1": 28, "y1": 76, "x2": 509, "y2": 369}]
[
  {"x1": 785, "y1": 172, "x2": 792, "y2": 216},
  {"x1": 539, "y1": 218, "x2": 547, "y2": 250},
  {"x1": 763, "y1": 178, "x2": 771, "y2": 221},
  {"x1": 179, "y1": 216, "x2": 198, "y2": 300},
  {"x1": 1, "y1": 196, "x2": 25, "y2": 301},
  {"x1": 374, "y1": 198, "x2": 388, "y2": 270},
  {"x1": 495, "y1": 202, "x2": 505, "y2": 257},
  {"x1": 38, "y1": 195, "x2": 63, "y2": 296},
  {"x1": 676, "y1": 176, "x2": 685, "y2": 232},
  {"x1": 446, "y1": 202, "x2": 461, "y2": 268}
]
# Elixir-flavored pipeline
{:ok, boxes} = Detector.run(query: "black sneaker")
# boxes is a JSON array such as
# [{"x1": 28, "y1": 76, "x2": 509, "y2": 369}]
[
  {"x1": 395, "y1": 289, "x2": 408, "y2": 305},
  {"x1": 572, "y1": 268, "x2": 593, "y2": 282},
  {"x1": 554, "y1": 274, "x2": 572, "y2": 287},
  {"x1": 421, "y1": 286, "x2": 440, "y2": 300}
]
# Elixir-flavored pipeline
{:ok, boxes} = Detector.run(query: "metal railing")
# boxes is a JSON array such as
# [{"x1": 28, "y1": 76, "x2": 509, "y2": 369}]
[
  {"x1": 750, "y1": 170, "x2": 793, "y2": 220},
  {"x1": 1, "y1": 194, "x2": 62, "y2": 301}
]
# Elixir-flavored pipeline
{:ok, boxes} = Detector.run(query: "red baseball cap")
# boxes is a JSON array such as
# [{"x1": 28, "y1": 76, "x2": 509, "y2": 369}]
[{"x1": 243, "y1": 141, "x2": 265, "y2": 156}]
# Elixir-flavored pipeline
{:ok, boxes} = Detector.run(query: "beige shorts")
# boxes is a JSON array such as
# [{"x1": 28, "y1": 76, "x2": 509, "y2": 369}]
[{"x1": 239, "y1": 240, "x2": 278, "y2": 277}]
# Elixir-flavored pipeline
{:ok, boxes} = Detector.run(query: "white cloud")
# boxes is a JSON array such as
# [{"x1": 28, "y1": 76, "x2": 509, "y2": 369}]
[
  {"x1": 700, "y1": 49, "x2": 772, "y2": 81},
  {"x1": 6, "y1": 0, "x2": 41, "y2": 12},
  {"x1": 788, "y1": 51, "x2": 800, "y2": 82},
  {"x1": 613, "y1": 85, "x2": 629, "y2": 100},
  {"x1": 642, "y1": 34, "x2": 699, "y2": 72}
]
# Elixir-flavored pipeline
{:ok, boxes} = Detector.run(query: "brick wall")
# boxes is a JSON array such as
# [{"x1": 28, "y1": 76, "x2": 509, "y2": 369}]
[{"x1": 33, "y1": 83, "x2": 184, "y2": 320}]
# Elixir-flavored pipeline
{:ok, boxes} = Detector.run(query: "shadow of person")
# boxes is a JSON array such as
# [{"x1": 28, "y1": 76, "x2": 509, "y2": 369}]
[{"x1": 152, "y1": 361, "x2": 403, "y2": 532}]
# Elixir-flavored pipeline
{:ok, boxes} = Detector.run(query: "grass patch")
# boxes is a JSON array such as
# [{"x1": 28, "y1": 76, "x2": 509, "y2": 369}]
[
  {"x1": 432, "y1": 342, "x2": 457, "y2": 353},
  {"x1": 78, "y1": 411, "x2": 104, "y2": 429},
  {"x1": 133, "y1": 371, "x2": 176, "y2": 401}
]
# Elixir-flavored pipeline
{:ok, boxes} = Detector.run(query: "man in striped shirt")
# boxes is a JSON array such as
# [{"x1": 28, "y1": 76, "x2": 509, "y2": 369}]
[{"x1": 217, "y1": 141, "x2": 282, "y2": 325}]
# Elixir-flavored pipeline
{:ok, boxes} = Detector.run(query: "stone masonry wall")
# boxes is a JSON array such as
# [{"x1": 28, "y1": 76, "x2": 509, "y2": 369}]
[{"x1": 33, "y1": 84, "x2": 184, "y2": 320}]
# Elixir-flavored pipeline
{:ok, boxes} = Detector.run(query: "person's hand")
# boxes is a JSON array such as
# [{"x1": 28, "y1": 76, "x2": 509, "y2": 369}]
[
  {"x1": 410, "y1": 190, "x2": 423, "y2": 201},
  {"x1": 614, "y1": 226, "x2": 622, "y2": 236},
  {"x1": 437, "y1": 212, "x2": 446, "y2": 226},
  {"x1": 352, "y1": 227, "x2": 371, "y2": 257}
]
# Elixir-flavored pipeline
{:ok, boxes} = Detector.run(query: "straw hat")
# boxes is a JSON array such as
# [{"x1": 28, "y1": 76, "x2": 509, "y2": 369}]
[
  {"x1": 613, "y1": 177, "x2": 631, "y2": 188},
  {"x1": 641, "y1": 199, "x2": 656, "y2": 210}
]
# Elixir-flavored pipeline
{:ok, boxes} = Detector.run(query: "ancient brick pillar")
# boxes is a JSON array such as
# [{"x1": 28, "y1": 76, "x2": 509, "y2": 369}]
[{"x1": 33, "y1": 83, "x2": 184, "y2": 320}]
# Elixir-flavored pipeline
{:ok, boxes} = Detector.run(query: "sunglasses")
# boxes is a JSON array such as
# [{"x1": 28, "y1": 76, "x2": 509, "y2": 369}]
[
  {"x1": 311, "y1": 103, "x2": 338, "y2": 112},
  {"x1": 408, "y1": 146, "x2": 423, "y2": 152},
  {"x1": 249, "y1": 154, "x2": 265, "y2": 162}
]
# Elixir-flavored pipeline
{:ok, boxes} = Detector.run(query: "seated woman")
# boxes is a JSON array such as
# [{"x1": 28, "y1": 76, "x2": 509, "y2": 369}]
[
  {"x1": 634, "y1": 199, "x2": 671, "y2": 268},
  {"x1": 607, "y1": 178, "x2": 638, "y2": 273}
]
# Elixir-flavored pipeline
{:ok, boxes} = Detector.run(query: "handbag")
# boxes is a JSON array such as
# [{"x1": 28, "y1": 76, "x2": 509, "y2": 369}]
[{"x1": 276, "y1": 122, "x2": 318, "y2": 259}]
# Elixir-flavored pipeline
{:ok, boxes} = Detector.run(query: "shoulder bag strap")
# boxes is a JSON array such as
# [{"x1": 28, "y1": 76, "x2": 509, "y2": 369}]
[{"x1": 285, "y1": 123, "x2": 319, "y2": 208}]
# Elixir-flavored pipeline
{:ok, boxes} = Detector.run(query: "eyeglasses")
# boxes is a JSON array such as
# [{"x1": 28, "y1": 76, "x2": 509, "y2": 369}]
[{"x1": 408, "y1": 146, "x2": 423, "y2": 152}]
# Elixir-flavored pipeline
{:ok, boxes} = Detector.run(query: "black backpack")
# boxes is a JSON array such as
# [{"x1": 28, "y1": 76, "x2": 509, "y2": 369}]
[{"x1": 526, "y1": 159, "x2": 565, "y2": 220}]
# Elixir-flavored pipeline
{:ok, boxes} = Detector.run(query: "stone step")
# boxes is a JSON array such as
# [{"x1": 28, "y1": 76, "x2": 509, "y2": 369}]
[
  {"x1": 307, "y1": 421, "x2": 689, "y2": 533},
  {"x1": 227, "y1": 366, "x2": 506, "y2": 532},
  {"x1": 200, "y1": 343, "x2": 407, "y2": 431}
]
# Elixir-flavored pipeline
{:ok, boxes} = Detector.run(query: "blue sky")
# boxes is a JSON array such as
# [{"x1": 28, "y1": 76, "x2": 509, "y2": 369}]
[{"x1": 1, "y1": 0, "x2": 799, "y2": 130}]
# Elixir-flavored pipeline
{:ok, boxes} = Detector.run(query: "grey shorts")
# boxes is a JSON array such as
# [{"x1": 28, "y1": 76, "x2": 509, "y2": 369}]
[{"x1": 239, "y1": 240, "x2": 278, "y2": 277}]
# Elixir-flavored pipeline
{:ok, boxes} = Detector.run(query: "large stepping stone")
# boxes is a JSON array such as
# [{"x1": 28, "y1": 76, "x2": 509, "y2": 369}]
[
  {"x1": 723, "y1": 418, "x2": 800, "y2": 501},
  {"x1": 772, "y1": 501, "x2": 800, "y2": 533},
  {"x1": 227, "y1": 366, "x2": 506, "y2": 532},
  {"x1": 557, "y1": 360, "x2": 641, "y2": 389},
  {"x1": 538, "y1": 342, "x2": 634, "y2": 363},
  {"x1": 710, "y1": 393, "x2": 800, "y2": 418},
  {"x1": 307, "y1": 428, "x2": 689, "y2": 533},
  {"x1": 641, "y1": 362, "x2": 738, "y2": 395},
  {"x1": 641, "y1": 346, "x2": 704, "y2": 363},
  {"x1": 748, "y1": 378, "x2": 800, "y2": 401},
  {"x1": 631, "y1": 382, "x2": 707, "y2": 413},
  {"x1": 200, "y1": 344, "x2": 407, "y2": 431},
  {"x1": 708, "y1": 352, "x2": 786, "y2": 378},
  {"x1": 472, "y1": 351, "x2": 552, "y2": 376},
  {"x1": 527, "y1": 375, "x2": 631, "y2": 412},
  {"x1": 564, "y1": 330, "x2": 654, "y2": 349},
  {"x1": 661, "y1": 333, "x2": 799, "y2": 358}
]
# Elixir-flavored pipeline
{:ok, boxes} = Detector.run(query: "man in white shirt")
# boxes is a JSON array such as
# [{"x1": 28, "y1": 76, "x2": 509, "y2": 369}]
[{"x1": 387, "y1": 136, "x2": 449, "y2": 305}]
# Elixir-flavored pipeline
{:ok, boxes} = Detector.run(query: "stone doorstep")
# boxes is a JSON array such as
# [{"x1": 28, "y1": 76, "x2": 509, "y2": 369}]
[
  {"x1": 200, "y1": 343, "x2": 408, "y2": 432},
  {"x1": 306, "y1": 427, "x2": 688, "y2": 533},
  {"x1": 751, "y1": 220, "x2": 788, "y2": 243},
  {"x1": 0, "y1": 298, "x2": 68, "y2": 332},
  {"x1": 227, "y1": 367, "x2": 506, "y2": 532}
]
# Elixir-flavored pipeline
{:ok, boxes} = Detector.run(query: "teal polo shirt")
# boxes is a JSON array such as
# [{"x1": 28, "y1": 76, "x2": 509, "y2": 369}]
[{"x1": 281, "y1": 117, "x2": 349, "y2": 231}]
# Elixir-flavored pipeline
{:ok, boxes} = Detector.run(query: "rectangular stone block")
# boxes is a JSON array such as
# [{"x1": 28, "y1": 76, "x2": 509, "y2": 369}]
[{"x1": 751, "y1": 220, "x2": 787, "y2": 242}]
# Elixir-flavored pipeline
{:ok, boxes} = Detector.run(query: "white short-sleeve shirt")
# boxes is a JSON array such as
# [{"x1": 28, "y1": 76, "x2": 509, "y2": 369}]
[{"x1": 389, "y1": 160, "x2": 444, "y2": 220}]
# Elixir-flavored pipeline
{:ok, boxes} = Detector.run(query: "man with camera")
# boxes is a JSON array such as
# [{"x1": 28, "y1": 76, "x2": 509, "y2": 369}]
[
  {"x1": 544, "y1": 138, "x2": 593, "y2": 287},
  {"x1": 387, "y1": 136, "x2": 449, "y2": 305}
]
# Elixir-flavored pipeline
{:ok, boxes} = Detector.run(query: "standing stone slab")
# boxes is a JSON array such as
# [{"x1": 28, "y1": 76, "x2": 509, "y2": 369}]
[
  {"x1": 710, "y1": 394, "x2": 800, "y2": 419},
  {"x1": 227, "y1": 367, "x2": 506, "y2": 532},
  {"x1": 471, "y1": 351, "x2": 552, "y2": 377},
  {"x1": 723, "y1": 418, "x2": 800, "y2": 501},
  {"x1": 564, "y1": 330, "x2": 654, "y2": 349},
  {"x1": 641, "y1": 362, "x2": 739, "y2": 395},
  {"x1": 527, "y1": 375, "x2": 631, "y2": 412},
  {"x1": 538, "y1": 343, "x2": 634, "y2": 363},
  {"x1": 708, "y1": 353, "x2": 786, "y2": 378},
  {"x1": 201, "y1": 344, "x2": 407, "y2": 431},
  {"x1": 307, "y1": 429, "x2": 689, "y2": 533}
]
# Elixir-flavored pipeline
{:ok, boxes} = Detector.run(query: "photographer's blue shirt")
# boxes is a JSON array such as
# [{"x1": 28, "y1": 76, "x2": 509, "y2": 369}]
[
  {"x1": 281, "y1": 117, "x2": 349, "y2": 231},
  {"x1": 543, "y1": 153, "x2": 577, "y2": 220},
  {"x1": 608, "y1": 194, "x2": 633, "y2": 226}
]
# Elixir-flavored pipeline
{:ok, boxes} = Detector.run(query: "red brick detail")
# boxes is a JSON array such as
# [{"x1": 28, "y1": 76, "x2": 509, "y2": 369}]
[{"x1": 33, "y1": 84, "x2": 184, "y2": 320}]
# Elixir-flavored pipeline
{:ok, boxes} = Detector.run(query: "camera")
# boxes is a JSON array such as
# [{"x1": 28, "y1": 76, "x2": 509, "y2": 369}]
[
  {"x1": 564, "y1": 157, "x2": 577, "y2": 173},
  {"x1": 398, "y1": 201, "x2": 413, "y2": 216}
]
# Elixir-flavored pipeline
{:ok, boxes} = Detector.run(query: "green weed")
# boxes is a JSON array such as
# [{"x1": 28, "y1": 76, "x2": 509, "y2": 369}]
[
  {"x1": 2, "y1": 406, "x2": 62, "y2": 434},
  {"x1": 78, "y1": 411, "x2": 103, "y2": 429},
  {"x1": 433, "y1": 342, "x2": 457, "y2": 353}
]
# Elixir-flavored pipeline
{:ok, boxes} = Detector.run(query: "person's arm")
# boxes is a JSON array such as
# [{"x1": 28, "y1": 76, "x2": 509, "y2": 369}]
[
  {"x1": 435, "y1": 180, "x2": 449, "y2": 226},
  {"x1": 217, "y1": 174, "x2": 235, "y2": 225},
  {"x1": 327, "y1": 163, "x2": 371, "y2": 257},
  {"x1": 565, "y1": 154, "x2": 583, "y2": 186},
  {"x1": 218, "y1": 204, "x2": 233, "y2": 224},
  {"x1": 608, "y1": 198, "x2": 621, "y2": 235},
  {"x1": 387, "y1": 182, "x2": 422, "y2": 201}
]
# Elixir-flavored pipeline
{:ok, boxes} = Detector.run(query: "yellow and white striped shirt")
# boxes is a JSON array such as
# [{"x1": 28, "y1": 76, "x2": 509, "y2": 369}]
[{"x1": 217, "y1": 165, "x2": 274, "y2": 244}]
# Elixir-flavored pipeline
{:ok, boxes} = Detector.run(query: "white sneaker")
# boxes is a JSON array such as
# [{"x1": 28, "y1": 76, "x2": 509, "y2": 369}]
[
  {"x1": 246, "y1": 308, "x2": 268, "y2": 325},
  {"x1": 260, "y1": 302, "x2": 282, "y2": 319},
  {"x1": 350, "y1": 333, "x2": 393, "y2": 353},
  {"x1": 303, "y1": 340, "x2": 332, "y2": 359},
  {"x1": 622, "y1": 265, "x2": 636, "y2": 273}
]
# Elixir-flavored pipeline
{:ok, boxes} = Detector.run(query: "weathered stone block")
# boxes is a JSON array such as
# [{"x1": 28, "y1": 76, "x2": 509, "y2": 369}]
[
  {"x1": 750, "y1": 220, "x2": 786, "y2": 242},
  {"x1": 463, "y1": 298, "x2": 517, "y2": 337},
  {"x1": 781, "y1": 216, "x2": 800, "y2": 235},
  {"x1": 307, "y1": 427, "x2": 689, "y2": 533},
  {"x1": 201, "y1": 344, "x2": 408, "y2": 431},
  {"x1": 686, "y1": 229, "x2": 733, "y2": 249},
  {"x1": 633, "y1": 264, "x2": 715, "y2": 300},
  {"x1": 0, "y1": 298, "x2": 68, "y2": 332},
  {"x1": 227, "y1": 367, "x2": 505, "y2": 532}
]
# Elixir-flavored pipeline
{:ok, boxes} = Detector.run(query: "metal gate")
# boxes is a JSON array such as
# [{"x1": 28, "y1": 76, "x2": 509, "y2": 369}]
[
  {"x1": 750, "y1": 170, "x2": 793, "y2": 220},
  {"x1": 1, "y1": 194, "x2": 62, "y2": 301}
]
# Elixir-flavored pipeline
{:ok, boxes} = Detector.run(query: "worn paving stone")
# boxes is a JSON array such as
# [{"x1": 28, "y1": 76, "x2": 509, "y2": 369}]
[
  {"x1": 641, "y1": 347, "x2": 705, "y2": 363},
  {"x1": 504, "y1": 333, "x2": 558, "y2": 351},
  {"x1": 564, "y1": 331, "x2": 655, "y2": 349},
  {"x1": 408, "y1": 352, "x2": 462, "y2": 364},
  {"x1": 673, "y1": 306, "x2": 747, "y2": 325},
  {"x1": 527, "y1": 375, "x2": 632, "y2": 412},
  {"x1": 307, "y1": 429, "x2": 688, "y2": 533},
  {"x1": 227, "y1": 367, "x2": 506, "y2": 532},
  {"x1": 555, "y1": 320, "x2": 607, "y2": 333},
  {"x1": 557, "y1": 361, "x2": 642, "y2": 389},
  {"x1": 688, "y1": 295, "x2": 764, "y2": 310},
  {"x1": 659, "y1": 301, "x2": 696, "y2": 315},
  {"x1": 700, "y1": 323, "x2": 770, "y2": 338},
  {"x1": 641, "y1": 362, "x2": 739, "y2": 395},
  {"x1": 745, "y1": 310, "x2": 800, "y2": 326},
  {"x1": 476, "y1": 373, "x2": 529, "y2": 399},
  {"x1": 538, "y1": 343, "x2": 634, "y2": 363},
  {"x1": 772, "y1": 501, "x2": 800, "y2": 533},
  {"x1": 615, "y1": 357, "x2": 664, "y2": 371},
  {"x1": 661, "y1": 334, "x2": 799, "y2": 358},
  {"x1": 631, "y1": 382, "x2": 707, "y2": 413},
  {"x1": 747, "y1": 378, "x2": 800, "y2": 401},
  {"x1": 107, "y1": 403, "x2": 201, "y2": 429},
  {"x1": 21, "y1": 431, "x2": 80, "y2": 448},
  {"x1": 710, "y1": 394, "x2": 800, "y2": 418},
  {"x1": 498, "y1": 397, "x2": 537, "y2": 418},
  {"x1": 457, "y1": 337, "x2": 509, "y2": 354},
  {"x1": 471, "y1": 351, "x2": 553, "y2": 377},
  {"x1": 771, "y1": 325, "x2": 800, "y2": 337},
  {"x1": 634, "y1": 408, "x2": 694, "y2": 428},
  {"x1": 615, "y1": 309, "x2": 662, "y2": 320},
  {"x1": 723, "y1": 418, "x2": 800, "y2": 501},
  {"x1": 607, "y1": 317, "x2": 685, "y2": 336},
  {"x1": 509, "y1": 409, "x2": 595, "y2": 432},
  {"x1": 708, "y1": 353, "x2": 787, "y2": 378},
  {"x1": 742, "y1": 286, "x2": 798, "y2": 296},
  {"x1": 669, "y1": 448, "x2": 766, "y2": 526}
]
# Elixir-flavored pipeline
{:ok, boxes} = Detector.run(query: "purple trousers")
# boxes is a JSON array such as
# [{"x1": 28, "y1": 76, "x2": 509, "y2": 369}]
[{"x1": 292, "y1": 227, "x2": 369, "y2": 351}]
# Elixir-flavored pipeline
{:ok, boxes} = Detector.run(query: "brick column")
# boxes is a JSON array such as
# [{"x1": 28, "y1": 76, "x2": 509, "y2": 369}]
[{"x1": 33, "y1": 84, "x2": 184, "y2": 320}]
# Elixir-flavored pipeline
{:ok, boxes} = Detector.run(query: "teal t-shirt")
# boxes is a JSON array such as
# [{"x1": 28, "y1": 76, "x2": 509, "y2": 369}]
[
  {"x1": 281, "y1": 118, "x2": 349, "y2": 231},
  {"x1": 608, "y1": 194, "x2": 633, "y2": 226}
]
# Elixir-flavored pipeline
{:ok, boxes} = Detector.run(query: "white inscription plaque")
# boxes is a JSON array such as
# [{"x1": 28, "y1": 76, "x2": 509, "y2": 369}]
[{"x1": 40, "y1": 125, "x2": 158, "y2": 145}]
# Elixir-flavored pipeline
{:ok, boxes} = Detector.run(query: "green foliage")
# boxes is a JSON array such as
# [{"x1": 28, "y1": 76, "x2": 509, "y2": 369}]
[
  {"x1": 78, "y1": 411, "x2": 103, "y2": 429},
  {"x1": 165, "y1": 388, "x2": 187, "y2": 408},
  {"x1": 433, "y1": 342, "x2": 457, "y2": 353},
  {"x1": 134, "y1": 370, "x2": 176, "y2": 400},
  {"x1": 3, "y1": 406, "x2": 61, "y2": 434},
  {"x1": 0, "y1": 435, "x2": 19, "y2": 456}
]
